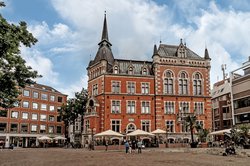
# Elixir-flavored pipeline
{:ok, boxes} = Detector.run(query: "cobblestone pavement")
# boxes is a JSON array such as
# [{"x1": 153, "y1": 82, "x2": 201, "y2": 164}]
[{"x1": 0, "y1": 148, "x2": 249, "y2": 166}]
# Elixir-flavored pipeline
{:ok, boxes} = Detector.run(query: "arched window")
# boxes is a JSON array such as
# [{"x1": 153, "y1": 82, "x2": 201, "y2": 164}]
[
  {"x1": 113, "y1": 66, "x2": 119, "y2": 74},
  {"x1": 128, "y1": 67, "x2": 133, "y2": 75},
  {"x1": 142, "y1": 68, "x2": 147, "y2": 75},
  {"x1": 126, "y1": 123, "x2": 136, "y2": 133},
  {"x1": 164, "y1": 70, "x2": 174, "y2": 94},
  {"x1": 179, "y1": 71, "x2": 188, "y2": 95},
  {"x1": 193, "y1": 72, "x2": 202, "y2": 95}
]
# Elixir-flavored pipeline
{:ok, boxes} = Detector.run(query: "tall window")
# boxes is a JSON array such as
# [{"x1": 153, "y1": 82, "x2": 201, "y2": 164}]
[
  {"x1": 179, "y1": 72, "x2": 188, "y2": 94},
  {"x1": 85, "y1": 120, "x2": 90, "y2": 132},
  {"x1": 41, "y1": 104, "x2": 47, "y2": 111},
  {"x1": 40, "y1": 114, "x2": 46, "y2": 121},
  {"x1": 10, "y1": 124, "x2": 18, "y2": 132},
  {"x1": 141, "y1": 120, "x2": 150, "y2": 132},
  {"x1": 179, "y1": 102, "x2": 190, "y2": 113},
  {"x1": 49, "y1": 115, "x2": 55, "y2": 121},
  {"x1": 141, "y1": 101, "x2": 150, "y2": 114},
  {"x1": 48, "y1": 126, "x2": 54, "y2": 134},
  {"x1": 49, "y1": 106, "x2": 55, "y2": 112},
  {"x1": 181, "y1": 122, "x2": 190, "y2": 132},
  {"x1": 165, "y1": 101, "x2": 175, "y2": 114},
  {"x1": 50, "y1": 95, "x2": 55, "y2": 101},
  {"x1": 31, "y1": 125, "x2": 37, "y2": 133},
  {"x1": 128, "y1": 67, "x2": 133, "y2": 75},
  {"x1": 127, "y1": 101, "x2": 135, "y2": 114},
  {"x1": 164, "y1": 71, "x2": 174, "y2": 94},
  {"x1": 166, "y1": 120, "x2": 175, "y2": 133},
  {"x1": 22, "y1": 112, "x2": 28, "y2": 119},
  {"x1": 114, "y1": 66, "x2": 119, "y2": 74},
  {"x1": 40, "y1": 125, "x2": 46, "y2": 133},
  {"x1": 193, "y1": 73, "x2": 202, "y2": 95},
  {"x1": 111, "y1": 101, "x2": 120, "y2": 114},
  {"x1": 112, "y1": 81, "x2": 120, "y2": 93},
  {"x1": 127, "y1": 82, "x2": 135, "y2": 94},
  {"x1": 56, "y1": 126, "x2": 62, "y2": 134},
  {"x1": 32, "y1": 113, "x2": 38, "y2": 120},
  {"x1": 111, "y1": 120, "x2": 121, "y2": 132},
  {"x1": 20, "y1": 124, "x2": 28, "y2": 133},
  {"x1": 92, "y1": 84, "x2": 98, "y2": 96},
  {"x1": 141, "y1": 82, "x2": 149, "y2": 94},
  {"x1": 194, "y1": 102, "x2": 204, "y2": 115},
  {"x1": 32, "y1": 103, "x2": 38, "y2": 109}
]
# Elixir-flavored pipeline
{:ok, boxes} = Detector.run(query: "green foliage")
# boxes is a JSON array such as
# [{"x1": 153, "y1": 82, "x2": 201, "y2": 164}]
[
  {"x1": 197, "y1": 128, "x2": 209, "y2": 142},
  {"x1": 59, "y1": 88, "x2": 88, "y2": 126},
  {"x1": 185, "y1": 115, "x2": 197, "y2": 144},
  {"x1": 0, "y1": 2, "x2": 39, "y2": 108}
]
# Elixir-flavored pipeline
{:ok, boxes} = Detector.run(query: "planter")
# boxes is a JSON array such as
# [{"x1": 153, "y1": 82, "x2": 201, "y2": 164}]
[
  {"x1": 200, "y1": 142, "x2": 208, "y2": 148},
  {"x1": 190, "y1": 142, "x2": 198, "y2": 148},
  {"x1": 243, "y1": 144, "x2": 250, "y2": 149}
]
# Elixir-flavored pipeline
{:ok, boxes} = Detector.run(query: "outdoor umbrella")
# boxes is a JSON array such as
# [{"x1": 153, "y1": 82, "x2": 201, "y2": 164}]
[
  {"x1": 53, "y1": 136, "x2": 67, "y2": 140},
  {"x1": 151, "y1": 129, "x2": 166, "y2": 134},
  {"x1": 94, "y1": 130, "x2": 124, "y2": 137},
  {"x1": 127, "y1": 129, "x2": 155, "y2": 137},
  {"x1": 38, "y1": 136, "x2": 52, "y2": 141}
]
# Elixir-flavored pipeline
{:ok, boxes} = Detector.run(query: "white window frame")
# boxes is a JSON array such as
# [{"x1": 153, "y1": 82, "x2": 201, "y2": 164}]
[{"x1": 141, "y1": 101, "x2": 150, "y2": 114}]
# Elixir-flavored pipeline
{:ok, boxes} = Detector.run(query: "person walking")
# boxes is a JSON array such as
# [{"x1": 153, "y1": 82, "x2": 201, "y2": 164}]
[
  {"x1": 125, "y1": 141, "x2": 129, "y2": 154},
  {"x1": 137, "y1": 139, "x2": 142, "y2": 154},
  {"x1": 105, "y1": 140, "x2": 109, "y2": 151}
]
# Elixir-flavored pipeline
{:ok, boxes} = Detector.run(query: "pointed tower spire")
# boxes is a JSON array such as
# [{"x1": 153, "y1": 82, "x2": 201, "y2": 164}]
[
  {"x1": 152, "y1": 44, "x2": 159, "y2": 58},
  {"x1": 101, "y1": 11, "x2": 109, "y2": 41},
  {"x1": 204, "y1": 47, "x2": 211, "y2": 60}
]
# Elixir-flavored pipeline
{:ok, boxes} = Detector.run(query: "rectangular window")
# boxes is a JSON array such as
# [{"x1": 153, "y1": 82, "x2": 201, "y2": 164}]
[
  {"x1": 141, "y1": 83, "x2": 149, "y2": 94},
  {"x1": 49, "y1": 115, "x2": 55, "y2": 121},
  {"x1": 166, "y1": 120, "x2": 175, "y2": 133},
  {"x1": 48, "y1": 126, "x2": 54, "y2": 134},
  {"x1": 11, "y1": 111, "x2": 19, "y2": 118},
  {"x1": 49, "y1": 106, "x2": 55, "y2": 111},
  {"x1": 92, "y1": 84, "x2": 98, "y2": 96},
  {"x1": 22, "y1": 101, "x2": 29, "y2": 108},
  {"x1": 22, "y1": 112, "x2": 28, "y2": 119},
  {"x1": 0, "y1": 110, "x2": 8, "y2": 117},
  {"x1": 20, "y1": 124, "x2": 28, "y2": 133},
  {"x1": 194, "y1": 102, "x2": 204, "y2": 115},
  {"x1": 127, "y1": 101, "x2": 135, "y2": 114},
  {"x1": 32, "y1": 113, "x2": 38, "y2": 120},
  {"x1": 111, "y1": 120, "x2": 121, "y2": 132},
  {"x1": 181, "y1": 122, "x2": 190, "y2": 133},
  {"x1": 31, "y1": 125, "x2": 37, "y2": 133},
  {"x1": 85, "y1": 120, "x2": 90, "y2": 132},
  {"x1": 57, "y1": 107, "x2": 61, "y2": 112},
  {"x1": 33, "y1": 92, "x2": 39, "y2": 98},
  {"x1": 179, "y1": 102, "x2": 190, "y2": 113},
  {"x1": 111, "y1": 100, "x2": 120, "y2": 114},
  {"x1": 41, "y1": 93, "x2": 48, "y2": 100},
  {"x1": 0, "y1": 123, "x2": 7, "y2": 132},
  {"x1": 50, "y1": 95, "x2": 55, "y2": 101},
  {"x1": 10, "y1": 123, "x2": 18, "y2": 132},
  {"x1": 141, "y1": 101, "x2": 150, "y2": 114},
  {"x1": 165, "y1": 101, "x2": 175, "y2": 114},
  {"x1": 58, "y1": 96, "x2": 63, "y2": 102},
  {"x1": 41, "y1": 104, "x2": 47, "y2": 111},
  {"x1": 23, "y1": 90, "x2": 30, "y2": 97},
  {"x1": 141, "y1": 120, "x2": 150, "y2": 132},
  {"x1": 40, "y1": 125, "x2": 46, "y2": 133},
  {"x1": 32, "y1": 103, "x2": 38, "y2": 109},
  {"x1": 127, "y1": 82, "x2": 135, "y2": 94},
  {"x1": 56, "y1": 126, "x2": 62, "y2": 134},
  {"x1": 112, "y1": 81, "x2": 120, "y2": 93},
  {"x1": 196, "y1": 120, "x2": 204, "y2": 129},
  {"x1": 40, "y1": 114, "x2": 46, "y2": 121},
  {"x1": 57, "y1": 116, "x2": 62, "y2": 122}
]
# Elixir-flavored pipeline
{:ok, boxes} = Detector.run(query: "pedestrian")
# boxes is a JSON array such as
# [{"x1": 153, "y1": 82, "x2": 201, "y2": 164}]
[
  {"x1": 137, "y1": 139, "x2": 142, "y2": 154},
  {"x1": 131, "y1": 140, "x2": 136, "y2": 154},
  {"x1": 125, "y1": 141, "x2": 129, "y2": 154},
  {"x1": 105, "y1": 140, "x2": 108, "y2": 151}
]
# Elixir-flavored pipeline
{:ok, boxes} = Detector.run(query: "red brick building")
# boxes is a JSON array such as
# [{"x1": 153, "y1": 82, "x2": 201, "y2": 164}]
[
  {"x1": 84, "y1": 14, "x2": 212, "y2": 143},
  {"x1": 0, "y1": 83, "x2": 67, "y2": 148}
]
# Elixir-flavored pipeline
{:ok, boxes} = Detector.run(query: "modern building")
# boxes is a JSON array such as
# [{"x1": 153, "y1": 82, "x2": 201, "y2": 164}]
[
  {"x1": 211, "y1": 79, "x2": 233, "y2": 131},
  {"x1": 231, "y1": 57, "x2": 250, "y2": 125},
  {"x1": 0, "y1": 83, "x2": 67, "y2": 148},
  {"x1": 84, "y1": 14, "x2": 212, "y2": 144}
]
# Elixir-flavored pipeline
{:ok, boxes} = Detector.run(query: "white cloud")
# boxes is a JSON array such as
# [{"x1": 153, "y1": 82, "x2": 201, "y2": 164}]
[{"x1": 20, "y1": 46, "x2": 59, "y2": 85}]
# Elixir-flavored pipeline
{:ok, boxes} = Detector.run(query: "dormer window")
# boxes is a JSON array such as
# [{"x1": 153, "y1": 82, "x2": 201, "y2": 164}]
[
  {"x1": 114, "y1": 66, "x2": 119, "y2": 74},
  {"x1": 142, "y1": 68, "x2": 147, "y2": 75},
  {"x1": 128, "y1": 67, "x2": 133, "y2": 75}
]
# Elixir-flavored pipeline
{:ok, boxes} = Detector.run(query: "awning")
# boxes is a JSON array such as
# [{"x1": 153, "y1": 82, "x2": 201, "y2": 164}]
[{"x1": 208, "y1": 129, "x2": 231, "y2": 135}]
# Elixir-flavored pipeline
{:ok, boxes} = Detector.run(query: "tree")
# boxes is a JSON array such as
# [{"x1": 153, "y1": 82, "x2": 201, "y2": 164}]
[
  {"x1": 59, "y1": 88, "x2": 88, "y2": 143},
  {"x1": 185, "y1": 115, "x2": 199, "y2": 148},
  {"x1": 0, "y1": 2, "x2": 39, "y2": 108}
]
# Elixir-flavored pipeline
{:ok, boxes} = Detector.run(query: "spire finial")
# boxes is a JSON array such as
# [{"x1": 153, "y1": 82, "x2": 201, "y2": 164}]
[{"x1": 180, "y1": 38, "x2": 183, "y2": 44}]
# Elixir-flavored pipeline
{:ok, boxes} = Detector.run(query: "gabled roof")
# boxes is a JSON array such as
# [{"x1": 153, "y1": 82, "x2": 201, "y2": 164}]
[{"x1": 158, "y1": 44, "x2": 204, "y2": 60}]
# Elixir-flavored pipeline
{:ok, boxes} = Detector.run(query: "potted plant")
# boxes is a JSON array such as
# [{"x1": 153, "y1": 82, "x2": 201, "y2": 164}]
[{"x1": 197, "y1": 129, "x2": 209, "y2": 148}]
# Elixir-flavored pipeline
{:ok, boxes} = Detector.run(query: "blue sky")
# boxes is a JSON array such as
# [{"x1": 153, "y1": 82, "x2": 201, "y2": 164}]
[{"x1": 1, "y1": 0, "x2": 250, "y2": 97}]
